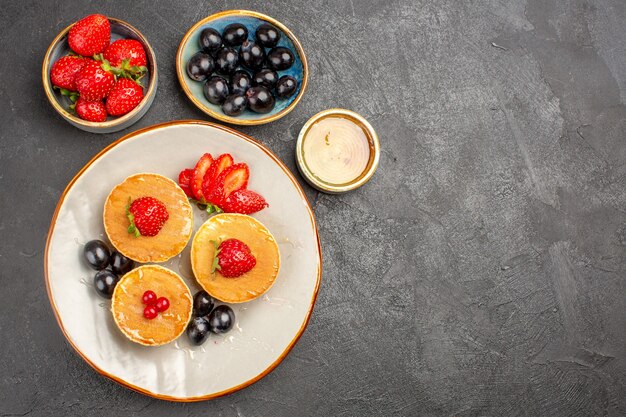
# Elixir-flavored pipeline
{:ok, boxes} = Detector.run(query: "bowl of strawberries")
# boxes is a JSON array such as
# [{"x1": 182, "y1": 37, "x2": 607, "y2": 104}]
[{"x1": 42, "y1": 14, "x2": 158, "y2": 133}]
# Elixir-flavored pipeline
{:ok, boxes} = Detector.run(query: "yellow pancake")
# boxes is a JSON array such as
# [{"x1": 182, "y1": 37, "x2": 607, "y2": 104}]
[
  {"x1": 191, "y1": 213, "x2": 280, "y2": 303},
  {"x1": 103, "y1": 173, "x2": 193, "y2": 263},
  {"x1": 111, "y1": 265, "x2": 192, "y2": 346}
]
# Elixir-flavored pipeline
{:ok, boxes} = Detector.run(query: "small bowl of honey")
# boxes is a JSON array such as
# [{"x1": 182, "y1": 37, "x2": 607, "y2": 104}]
[{"x1": 296, "y1": 109, "x2": 380, "y2": 193}]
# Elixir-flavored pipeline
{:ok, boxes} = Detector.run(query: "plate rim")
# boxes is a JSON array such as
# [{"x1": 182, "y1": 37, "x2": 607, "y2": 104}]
[{"x1": 44, "y1": 119, "x2": 322, "y2": 402}]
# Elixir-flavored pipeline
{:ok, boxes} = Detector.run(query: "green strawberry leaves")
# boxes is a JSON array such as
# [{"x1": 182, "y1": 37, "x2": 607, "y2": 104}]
[
  {"x1": 206, "y1": 203, "x2": 223, "y2": 215},
  {"x1": 209, "y1": 239, "x2": 223, "y2": 274},
  {"x1": 192, "y1": 199, "x2": 223, "y2": 215},
  {"x1": 94, "y1": 55, "x2": 147, "y2": 85},
  {"x1": 54, "y1": 87, "x2": 79, "y2": 111},
  {"x1": 126, "y1": 197, "x2": 140, "y2": 238}
]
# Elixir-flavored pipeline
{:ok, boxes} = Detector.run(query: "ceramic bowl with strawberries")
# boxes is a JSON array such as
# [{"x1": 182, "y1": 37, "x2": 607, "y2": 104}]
[{"x1": 42, "y1": 15, "x2": 158, "y2": 133}]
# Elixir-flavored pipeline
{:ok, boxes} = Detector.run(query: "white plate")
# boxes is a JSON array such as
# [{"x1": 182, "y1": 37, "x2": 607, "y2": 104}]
[{"x1": 45, "y1": 121, "x2": 321, "y2": 401}]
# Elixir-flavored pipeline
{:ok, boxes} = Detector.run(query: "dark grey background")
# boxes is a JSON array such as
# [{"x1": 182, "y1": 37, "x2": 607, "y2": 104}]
[{"x1": 1, "y1": 0, "x2": 624, "y2": 415}]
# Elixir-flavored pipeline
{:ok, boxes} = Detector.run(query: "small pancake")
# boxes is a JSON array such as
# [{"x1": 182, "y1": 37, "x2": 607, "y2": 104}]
[
  {"x1": 191, "y1": 213, "x2": 280, "y2": 303},
  {"x1": 111, "y1": 265, "x2": 193, "y2": 346},
  {"x1": 103, "y1": 173, "x2": 193, "y2": 263}
]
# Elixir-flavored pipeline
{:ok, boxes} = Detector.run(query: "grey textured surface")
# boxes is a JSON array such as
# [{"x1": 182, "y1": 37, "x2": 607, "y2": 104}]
[{"x1": 0, "y1": 0, "x2": 625, "y2": 415}]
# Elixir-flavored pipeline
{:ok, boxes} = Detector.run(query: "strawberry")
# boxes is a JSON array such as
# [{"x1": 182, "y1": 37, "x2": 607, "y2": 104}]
[
  {"x1": 104, "y1": 39, "x2": 147, "y2": 67},
  {"x1": 126, "y1": 196, "x2": 169, "y2": 237},
  {"x1": 105, "y1": 78, "x2": 144, "y2": 116},
  {"x1": 205, "y1": 163, "x2": 249, "y2": 207},
  {"x1": 211, "y1": 238, "x2": 256, "y2": 278},
  {"x1": 50, "y1": 55, "x2": 86, "y2": 91},
  {"x1": 222, "y1": 189, "x2": 268, "y2": 214},
  {"x1": 68, "y1": 14, "x2": 110, "y2": 57},
  {"x1": 201, "y1": 153, "x2": 233, "y2": 200},
  {"x1": 178, "y1": 168, "x2": 195, "y2": 197},
  {"x1": 75, "y1": 60, "x2": 115, "y2": 101},
  {"x1": 191, "y1": 153, "x2": 214, "y2": 201},
  {"x1": 74, "y1": 98, "x2": 107, "y2": 122}
]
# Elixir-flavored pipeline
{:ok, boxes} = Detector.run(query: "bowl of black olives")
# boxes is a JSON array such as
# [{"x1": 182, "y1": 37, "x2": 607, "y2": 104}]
[{"x1": 176, "y1": 10, "x2": 308, "y2": 125}]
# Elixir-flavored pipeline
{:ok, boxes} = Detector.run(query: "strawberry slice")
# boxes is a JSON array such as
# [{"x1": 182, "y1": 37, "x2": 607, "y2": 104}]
[
  {"x1": 178, "y1": 168, "x2": 194, "y2": 197},
  {"x1": 205, "y1": 163, "x2": 249, "y2": 207},
  {"x1": 201, "y1": 153, "x2": 233, "y2": 200},
  {"x1": 191, "y1": 153, "x2": 213, "y2": 201},
  {"x1": 222, "y1": 189, "x2": 268, "y2": 214}
]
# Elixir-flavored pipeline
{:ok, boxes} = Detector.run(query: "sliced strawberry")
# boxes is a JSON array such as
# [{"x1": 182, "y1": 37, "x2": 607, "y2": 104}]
[
  {"x1": 204, "y1": 180, "x2": 224, "y2": 206},
  {"x1": 201, "y1": 153, "x2": 233, "y2": 200},
  {"x1": 222, "y1": 163, "x2": 250, "y2": 197},
  {"x1": 222, "y1": 189, "x2": 268, "y2": 214},
  {"x1": 191, "y1": 153, "x2": 213, "y2": 201},
  {"x1": 206, "y1": 163, "x2": 249, "y2": 207},
  {"x1": 178, "y1": 168, "x2": 194, "y2": 197}
]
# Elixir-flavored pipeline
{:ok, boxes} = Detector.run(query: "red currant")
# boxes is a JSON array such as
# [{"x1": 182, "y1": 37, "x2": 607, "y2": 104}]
[
  {"x1": 142, "y1": 290, "x2": 157, "y2": 305},
  {"x1": 156, "y1": 296, "x2": 170, "y2": 312},
  {"x1": 143, "y1": 305, "x2": 158, "y2": 320}
]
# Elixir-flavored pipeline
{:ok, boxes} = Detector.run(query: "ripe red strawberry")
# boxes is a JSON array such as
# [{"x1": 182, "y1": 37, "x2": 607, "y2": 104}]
[
  {"x1": 201, "y1": 153, "x2": 233, "y2": 200},
  {"x1": 192, "y1": 153, "x2": 214, "y2": 201},
  {"x1": 222, "y1": 189, "x2": 268, "y2": 214},
  {"x1": 75, "y1": 60, "x2": 115, "y2": 101},
  {"x1": 212, "y1": 238, "x2": 256, "y2": 278},
  {"x1": 74, "y1": 98, "x2": 107, "y2": 122},
  {"x1": 178, "y1": 168, "x2": 195, "y2": 197},
  {"x1": 68, "y1": 14, "x2": 110, "y2": 57},
  {"x1": 103, "y1": 39, "x2": 147, "y2": 67},
  {"x1": 127, "y1": 196, "x2": 169, "y2": 237},
  {"x1": 205, "y1": 163, "x2": 249, "y2": 207},
  {"x1": 50, "y1": 55, "x2": 86, "y2": 91},
  {"x1": 106, "y1": 79, "x2": 144, "y2": 116}
]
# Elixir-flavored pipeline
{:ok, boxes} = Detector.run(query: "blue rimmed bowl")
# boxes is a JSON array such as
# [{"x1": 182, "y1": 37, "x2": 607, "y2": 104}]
[{"x1": 176, "y1": 10, "x2": 308, "y2": 125}]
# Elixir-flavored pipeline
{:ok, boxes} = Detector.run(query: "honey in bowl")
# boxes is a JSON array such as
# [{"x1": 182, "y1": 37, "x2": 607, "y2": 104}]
[{"x1": 296, "y1": 109, "x2": 380, "y2": 193}]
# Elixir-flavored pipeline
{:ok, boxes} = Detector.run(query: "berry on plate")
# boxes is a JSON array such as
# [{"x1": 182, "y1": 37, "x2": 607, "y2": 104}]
[
  {"x1": 192, "y1": 290, "x2": 215, "y2": 317},
  {"x1": 211, "y1": 238, "x2": 256, "y2": 278},
  {"x1": 142, "y1": 290, "x2": 157, "y2": 305},
  {"x1": 222, "y1": 189, "x2": 268, "y2": 214},
  {"x1": 202, "y1": 153, "x2": 233, "y2": 199},
  {"x1": 75, "y1": 60, "x2": 115, "y2": 101},
  {"x1": 187, "y1": 316, "x2": 210, "y2": 345},
  {"x1": 155, "y1": 297, "x2": 170, "y2": 312},
  {"x1": 191, "y1": 153, "x2": 214, "y2": 202},
  {"x1": 50, "y1": 55, "x2": 86, "y2": 91},
  {"x1": 68, "y1": 14, "x2": 111, "y2": 57},
  {"x1": 106, "y1": 78, "x2": 144, "y2": 116},
  {"x1": 109, "y1": 251, "x2": 134, "y2": 275},
  {"x1": 221, "y1": 163, "x2": 250, "y2": 199},
  {"x1": 103, "y1": 39, "x2": 147, "y2": 68},
  {"x1": 178, "y1": 168, "x2": 195, "y2": 197},
  {"x1": 94, "y1": 269, "x2": 119, "y2": 299},
  {"x1": 83, "y1": 239, "x2": 110, "y2": 270},
  {"x1": 74, "y1": 98, "x2": 107, "y2": 122},
  {"x1": 207, "y1": 305, "x2": 235, "y2": 334},
  {"x1": 205, "y1": 163, "x2": 249, "y2": 207},
  {"x1": 143, "y1": 305, "x2": 158, "y2": 320},
  {"x1": 126, "y1": 196, "x2": 169, "y2": 237}
]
